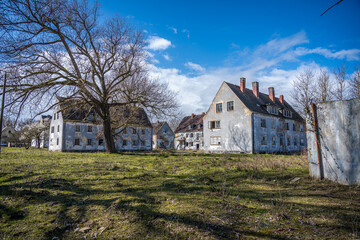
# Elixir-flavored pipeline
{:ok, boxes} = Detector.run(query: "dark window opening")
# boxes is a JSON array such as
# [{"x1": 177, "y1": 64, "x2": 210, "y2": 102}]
[
  {"x1": 74, "y1": 139, "x2": 80, "y2": 146},
  {"x1": 227, "y1": 101, "x2": 234, "y2": 111}
]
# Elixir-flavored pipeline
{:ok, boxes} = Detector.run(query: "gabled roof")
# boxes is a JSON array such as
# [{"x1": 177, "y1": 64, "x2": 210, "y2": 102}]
[
  {"x1": 175, "y1": 113, "x2": 204, "y2": 133},
  {"x1": 225, "y1": 82, "x2": 304, "y2": 122},
  {"x1": 57, "y1": 99, "x2": 152, "y2": 128},
  {"x1": 152, "y1": 121, "x2": 174, "y2": 135}
]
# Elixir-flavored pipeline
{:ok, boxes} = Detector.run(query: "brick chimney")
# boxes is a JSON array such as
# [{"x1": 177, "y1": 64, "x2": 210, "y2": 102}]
[
  {"x1": 279, "y1": 95, "x2": 284, "y2": 104},
  {"x1": 240, "y1": 77, "x2": 246, "y2": 93},
  {"x1": 252, "y1": 81, "x2": 259, "y2": 98},
  {"x1": 202, "y1": 112, "x2": 205, "y2": 115},
  {"x1": 191, "y1": 113, "x2": 195, "y2": 118},
  {"x1": 268, "y1": 87, "x2": 275, "y2": 102}
]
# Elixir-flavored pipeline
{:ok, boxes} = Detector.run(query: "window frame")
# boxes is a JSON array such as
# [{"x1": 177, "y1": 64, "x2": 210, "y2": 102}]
[
  {"x1": 210, "y1": 136, "x2": 221, "y2": 145},
  {"x1": 74, "y1": 138, "x2": 80, "y2": 146},
  {"x1": 227, "y1": 101, "x2": 234, "y2": 111},
  {"x1": 215, "y1": 103, "x2": 222, "y2": 113},
  {"x1": 260, "y1": 119, "x2": 266, "y2": 128},
  {"x1": 75, "y1": 125, "x2": 80, "y2": 132}
]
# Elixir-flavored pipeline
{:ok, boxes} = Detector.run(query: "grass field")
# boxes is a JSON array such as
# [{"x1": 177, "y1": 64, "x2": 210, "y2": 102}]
[{"x1": 0, "y1": 148, "x2": 359, "y2": 239}]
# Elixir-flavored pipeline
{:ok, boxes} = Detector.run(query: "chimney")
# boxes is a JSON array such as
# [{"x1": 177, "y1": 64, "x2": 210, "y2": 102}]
[
  {"x1": 268, "y1": 87, "x2": 275, "y2": 102},
  {"x1": 279, "y1": 95, "x2": 284, "y2": 104},
  {"x1": 191, "y1": 113, "x2": 195, "y2": 118},
  {"x1": 202, "y1": 112, "x2": 205, "y2": 115},
  {"x1": 240, "y1": 77, "x2": 246, "y2": 92},
  {"x1": 252, "y1": 81, "x2": 259, "y2": 98}
]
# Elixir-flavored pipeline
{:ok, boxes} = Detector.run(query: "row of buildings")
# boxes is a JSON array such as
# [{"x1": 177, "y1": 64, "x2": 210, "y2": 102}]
[{"x1": 45, "y1": 78, "x2": 306, "y2": 153}]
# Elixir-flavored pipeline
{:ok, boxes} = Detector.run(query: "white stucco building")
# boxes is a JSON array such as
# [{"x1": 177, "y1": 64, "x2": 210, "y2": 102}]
[
  {"x1": 174, "y1": 113, "x2": 205, "y2": 150},
  {"x1": 204, "y1": 77, "x2": 307, "y2": 153}
]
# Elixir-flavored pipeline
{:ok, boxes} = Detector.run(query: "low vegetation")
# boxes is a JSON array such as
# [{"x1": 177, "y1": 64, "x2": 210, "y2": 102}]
[{"x1": 0, "y1": 148, "x2": 359, "y2": 239}]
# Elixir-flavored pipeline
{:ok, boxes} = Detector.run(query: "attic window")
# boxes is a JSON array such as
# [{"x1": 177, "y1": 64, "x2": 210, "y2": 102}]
[
  {"x1": 216, "y1": 103, "x2": 222, "y2": 113},
  {"x1": 267, "y1": 106, "x2": 278, "y2": 115},
  {"x1": 283, "y1": 109, "x2": 292, "y2": 118},
  {"x1": 227, "y1": 101, "x2": 234, "y2": 111}
]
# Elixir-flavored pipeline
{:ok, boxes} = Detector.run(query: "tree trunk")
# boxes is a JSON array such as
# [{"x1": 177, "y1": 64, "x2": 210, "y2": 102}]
[{"x1": 103, "y1": 115, "x2": 116, "y2": 153}]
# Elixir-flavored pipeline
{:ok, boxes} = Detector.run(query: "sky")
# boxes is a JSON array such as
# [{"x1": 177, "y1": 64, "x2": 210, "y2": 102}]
[{"x1": 98, "y1": 0, "x2": 360, "y2": 116}]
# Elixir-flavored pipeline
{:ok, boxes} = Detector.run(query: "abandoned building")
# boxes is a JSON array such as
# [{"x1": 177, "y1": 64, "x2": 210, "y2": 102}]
[
  {"x1": 203, "y1": 77, "x2": 307, "y2": 153},
  {"x1": 307, "y1": 99, "x2": 360, "y2": 185},
  {"x1": 152, "y1": 121, "x2": 175, "y2": 149},
  {"x1": 175, "y1": 113, "x2": 205, "y2": 150},
  {"x1": 48, "y1": 101, "x2": 153, "y2": 152},
  {"x1": 30, "y1": 115, "x2": 52, "y2": 148},
  {"x1": 1, "y1": 125, "x2": 15, "y2": 147}
]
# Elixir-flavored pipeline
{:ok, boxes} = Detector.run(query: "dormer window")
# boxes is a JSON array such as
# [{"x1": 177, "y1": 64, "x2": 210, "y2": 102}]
[
  {"x1": 283, "y1": 109, "x2": 292, "y2": 118},
  {"x1": 267, "y1": 106, "x2": 278, "y2": 115}
]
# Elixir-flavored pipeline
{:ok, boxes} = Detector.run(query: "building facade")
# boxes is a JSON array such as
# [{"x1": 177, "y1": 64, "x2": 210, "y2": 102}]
[
  {"x1": 49, "y1": 103, "x2": 153, "y2": 152},
  {"x1": 204, "y1": 78, "x2": 306, "y2": 153},
  {"x1": 152, "y1": 121, "x2": 175, "y2": 149},
  {"x1": 175, "y1": 113, "x2": 205, "y2": 150}
]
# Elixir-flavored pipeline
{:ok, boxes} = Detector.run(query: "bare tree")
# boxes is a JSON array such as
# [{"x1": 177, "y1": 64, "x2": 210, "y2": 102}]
[
  {"x1": 316, "y1": 69, "x2": 332, "y2": 102},
  {"x1": 333, "y1": 65, "x2": 347, "y2": 100},
  {"x1": 0, "y1": 0, "x2": 178, "y2": 153},
  {"x1": 349, "y1": 66, "x2": 360, "y2": 99},
  {"x1": 291, "y1": 69, "x2": 317, "y2": 117}
]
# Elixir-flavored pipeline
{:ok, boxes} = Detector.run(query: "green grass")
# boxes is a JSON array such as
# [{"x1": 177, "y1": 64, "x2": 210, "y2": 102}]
[{"x1": 0, "y1": 148, "x2": 359, "y2": 239}]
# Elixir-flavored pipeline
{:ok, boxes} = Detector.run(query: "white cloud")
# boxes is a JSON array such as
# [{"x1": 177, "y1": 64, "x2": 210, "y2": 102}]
[
  {"x1": 182, "y1": 29, "x2": 190, "y2": 39},
  {"x1": 169, "y1": 27, "x2": 177, "y2": 34},
  {"x1": 185, "y1": 62, "x2": 205, "y2": 72},
  {"x1": 146, "y1": 36, "x2": 173, "y2": 51},
  {"x1": 163, "y1": 54, "x2": 171, "y2": 61},
  {"x1": 295, "y1": 47, "x2": 360, "y2": 61}
]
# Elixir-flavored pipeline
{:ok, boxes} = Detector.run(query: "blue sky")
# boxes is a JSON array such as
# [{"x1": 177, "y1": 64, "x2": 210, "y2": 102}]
[{"x1": 98, "y1": 0, "x2": 360, "y2": 115}]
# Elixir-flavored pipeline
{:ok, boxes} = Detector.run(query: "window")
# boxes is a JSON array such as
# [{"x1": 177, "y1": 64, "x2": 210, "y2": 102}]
[
  {"x1": 216, "y1": 103, "x2": 222, "y2": 113},
  {"x1": 141, "y1": 140, "x2": 145, "y2": 146},
  {"x1": 141, "y1": 129, "x2": 145, "y2": 135},
  {"x1": 186, "y1": 133, "x2": 189, "y2": 137},
  {"x1": 283, "y1": 109, "x2": 292, "y2": 117},
  {"x1": 272, "y1": 136, "x2": 276, "y2": 146},
  {"x1": 185, "y1": 142, "x2": 188, "y2": 146},
  {"x1": 300, "y1": 138, "x2": 305, "y2": 146},
  {"x1": 88, "y1": 126, "x2": 93, "y2": 132},
  {"x1": 196, "y1": 133, "x2": 200, "y2": 140},
  {"x1": 132, "y1": 128, "x2": 136, "y2": 134},
  {"x1": 54, "y1": 113, "x2": 56, "y2": 120},
  {"x1": 87, "y1": 139, "x2": 92, "y2": 146},
  {"x1": 285, "y1": 123, "x2": 289, "y2": 130},
  {"x1": 210, "y1": 136, "x2": 221, "y2": 145},
  {"x1": 300, "y1": 124, "x2": 304, "y2": 132},
  {"x1": 122, "y1": 140, "x2": 127, "y2": 146},
  {"x1": 51, "y1": 126, "x2": 54, "y2": 133},
  {"x1": 227, "y1": 101, "x2": 234, "y2": 111},
  {"x1": 260, "y1": 119, "x2": 266, "y2": 128},
  {"x1": 98, "y1": 138, "x2": 104, "y2": 146},
  {"x1": 74, "y1": 139, "x2": 80, "y2": 146},
  {"x1": 280, "y1": 136, "x2": 284, "y2": 146},
  {"x1": 287, "y1": 136, "x2": 291, "y2": 146},
  {"x1": 57, "y1": 125, "x2": 60, "y2": 132},
  {"x1": 189, "y1": 142, "x2": 193, "y2": 147},
  {"x1": 267, "y1": 106, "x2": 278, "y2": 115},
  {"x1": 271, "y1": 120, "x2": 275, "y2": 129},
  {"x1": 190, "y1": 133, "x2": 193, "y2": 138},
  {"x1": 132, "y1": 140, "x2": 137, "y2": 146},
  {"x1": 209, "y1": 121, "x2": 220, "y2": 129},
  {"x1": 294, "y1": 137, "x2": 297, "y2": 146},
  {"x1": 75, "y1": 125, "x2": 80, "y2": 132},
  {"x1": 57, "y1": 138, "x2": 59, "y2": 145},
  {"x1": 261, "y1": 136, "x2": 267, "y2": 145},
  {"x1": 293, "y1": 124, "x2": 296, "y2": 131}
]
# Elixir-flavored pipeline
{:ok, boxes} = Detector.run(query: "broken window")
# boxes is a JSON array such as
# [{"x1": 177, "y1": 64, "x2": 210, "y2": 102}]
[
  {"x1": 260, "y1": 119, "x2": 266, "y2": 128},
  {"x1": 51, "y1": 126, "x2": 54, "y2": 133},
  {"x1": 210, "y1": 136, "x2": 221, "y2": 145},
  {"x1": 227, "y1": 101, "x2": 234, "y2": 111},
  {"x1": 261, "y1": 136, "x2": 267, "y2": 145},
  {"x1": 88, "y1": 126, "x2": 93, "y2": 132},
  {"x1": 87, "y1": 139, "x2": 92, "y2": 146},
  {"x1": 98, "y1": 138, "x2": 104, "y2": 146},
  {"x1": 216, "y1": 103, "x2": 222, "y2": 113},
  {"x1": 209, "y1": 121, "x2": 220, "y2": 129},
  {"x1": 74, "y1": 139, "x2": 80, "y2": 146},
  {"x1": 272, "y1": 136, "x2": 276, "y2": 146},
  {"x1": 75, "y1": 125, "x2": 80, "y2": 132}
]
